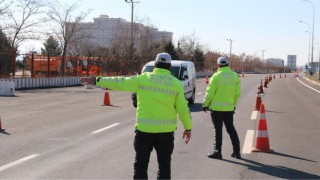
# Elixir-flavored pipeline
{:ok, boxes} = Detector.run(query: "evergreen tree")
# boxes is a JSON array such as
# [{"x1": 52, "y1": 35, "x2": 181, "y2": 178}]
[
  {"x1": 0, "y1": 29, "x2": 13, "y2": 51},
  {"x1": 193, "y1": 47, "x2": 205, "y2": 70},
  {"x1": 41, "y1": 36, "x2": 61, "y2": 56},
  {"x1": 0, "y1": 29, "x2": 15, "y2": 76},
  {"x1": 164, "y1": 42, "x2": 179, "y2": 60}
]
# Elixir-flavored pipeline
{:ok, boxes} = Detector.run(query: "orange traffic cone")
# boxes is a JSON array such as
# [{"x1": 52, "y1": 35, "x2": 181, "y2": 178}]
[
  {"x1": 103, "y1": 91, "x2": 111, "y2": 106},
  {"x1": 254, "y1": 92, "x2": 262, "y2": 111},
  {"x1": 0, "y1": 116, "x2": 5, "y2": 131},
  {"x1": 252, "y1": 103, "x2": 274, "y2": 153},
  {"x1": 264, "y1": 78, "x2": 268, "y2": 88},
  {"x1": 259, "y1": 80, "x2": 264, "y2": 94},
  {"x1": 205, "y1": 75, "x2": 209, "y2": 84}
]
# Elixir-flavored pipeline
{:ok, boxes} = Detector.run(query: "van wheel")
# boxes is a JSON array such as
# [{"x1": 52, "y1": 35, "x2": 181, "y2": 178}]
[{"x1": 188, "y1": 89, "x2": 195, "y2": 104}]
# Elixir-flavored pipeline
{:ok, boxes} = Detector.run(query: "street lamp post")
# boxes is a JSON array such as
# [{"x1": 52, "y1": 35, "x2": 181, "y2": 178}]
[
  {"x1": 318, "y1": 49, "x2": 320, "y2": 80},
  {"x1": 227, "y1": 38, "x2": 233, "y2": 69},
  {"x1": 302, "y1": 0, "x2": 315, "y2": 74},
  {"x1": 299, "y1": 20, "x2": 311, "y2": 65},
  {"x1": 125, "y1": 0, "x2": 139, "y2": 61}
]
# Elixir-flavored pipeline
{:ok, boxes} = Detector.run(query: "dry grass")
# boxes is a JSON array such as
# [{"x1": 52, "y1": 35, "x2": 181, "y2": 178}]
[{"x1": 305, "y1": 73, "x2": 320, "y2": 83}]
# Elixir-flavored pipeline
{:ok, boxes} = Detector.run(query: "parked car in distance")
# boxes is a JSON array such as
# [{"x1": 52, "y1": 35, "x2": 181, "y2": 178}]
[{"x1": 132, "y1": 60, "x2": 196, "y2": 108}]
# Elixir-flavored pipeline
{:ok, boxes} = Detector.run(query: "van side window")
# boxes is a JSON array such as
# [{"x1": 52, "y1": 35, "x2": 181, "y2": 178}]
[{"x1": 180, "y1": 66, "x2": 188, "y2": 80}]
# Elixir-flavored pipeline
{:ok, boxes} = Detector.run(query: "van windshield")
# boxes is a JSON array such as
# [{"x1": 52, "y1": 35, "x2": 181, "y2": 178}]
[{"x1": 143, "y1": 66, "x2": 180, "y2": 79}]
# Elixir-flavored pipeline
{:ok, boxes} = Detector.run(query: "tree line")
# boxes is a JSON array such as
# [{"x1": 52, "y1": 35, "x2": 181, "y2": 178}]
[{"x1": 0, "y1": 0, "x2": 290, "y2": 75}]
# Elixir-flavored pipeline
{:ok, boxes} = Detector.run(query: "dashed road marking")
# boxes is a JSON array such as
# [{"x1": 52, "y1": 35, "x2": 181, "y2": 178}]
[
  {"x1": 91, "y1": 123, "x2": 120, "y2": 134},
  {"x1": 0, "y1": 154, "x2": 40, "y2": 172},
  {"x1": 242, "y1": 130, "x2": 255, "y2": 154},
  {"x1": 250, "y1": 111, "x2": 258, "y2": 120}
]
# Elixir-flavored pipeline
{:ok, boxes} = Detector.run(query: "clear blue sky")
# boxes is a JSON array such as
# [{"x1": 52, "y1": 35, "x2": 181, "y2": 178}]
[{"x1": 23, "y1": 0, "x2": 320, "y2": 66}]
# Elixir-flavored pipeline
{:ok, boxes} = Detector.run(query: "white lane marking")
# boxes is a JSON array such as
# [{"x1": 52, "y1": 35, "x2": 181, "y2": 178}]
[
  {"x1": 0, "y1": 154, "x2": 39, "y2": 172},
  {"x1": 196, "y1": 92, "x2": 203, "y2": 95},
  {"x1": 296, "y1": 77, "x2": 320, "y2": 94},
  {"x1": 242, "y1": 130, "x2": 255, "y2": 154},
  {"x1": 250, "y1": 111, "x2": 258, "y2": 120},
  {"x1": 91, "y1": 123, "x2": 120, "y2": 134}
]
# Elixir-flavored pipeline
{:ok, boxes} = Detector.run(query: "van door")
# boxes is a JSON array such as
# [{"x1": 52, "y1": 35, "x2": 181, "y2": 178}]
[{"x1": 180, "y1": 65, "x2": 192, "y2": 99}]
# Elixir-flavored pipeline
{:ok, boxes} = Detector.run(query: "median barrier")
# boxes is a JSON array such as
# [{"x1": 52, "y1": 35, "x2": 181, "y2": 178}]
[{"x1": 0, "y1": 79, "x2": 15, "y2": 96}]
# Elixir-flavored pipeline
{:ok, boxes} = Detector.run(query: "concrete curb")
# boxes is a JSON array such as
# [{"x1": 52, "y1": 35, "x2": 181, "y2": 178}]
[{"x1": 302, "y1": 75, "x2": 320, "y2": 87}]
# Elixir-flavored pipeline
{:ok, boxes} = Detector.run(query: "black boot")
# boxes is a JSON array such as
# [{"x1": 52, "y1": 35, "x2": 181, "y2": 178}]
[
  {"x1": 207, "y1": 150, "x2": 222, "y2": 159},
  {"x1": 231, "y1": 152, "x2": 241, "y2": 159}
]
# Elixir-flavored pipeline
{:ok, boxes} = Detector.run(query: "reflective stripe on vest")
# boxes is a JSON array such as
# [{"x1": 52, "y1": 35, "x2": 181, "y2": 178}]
[
  {"x1": 137, "y1": 118, "x2": 177, "y2": 125},
  {"x1": 216, "y1": 81, "x2": 237, "y2": 85},
  {"x1": 139, "y1": 85, "x2": 177, "y2": 96}
]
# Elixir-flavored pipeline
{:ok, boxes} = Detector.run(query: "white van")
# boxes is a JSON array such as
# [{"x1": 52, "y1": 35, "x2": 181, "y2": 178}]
[{"x1": 132, "y1": 60, "x2": 196, "y2": 107}]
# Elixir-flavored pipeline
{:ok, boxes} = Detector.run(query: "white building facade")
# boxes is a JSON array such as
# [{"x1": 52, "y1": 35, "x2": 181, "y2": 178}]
[{"x1": 73, "y1": 15, "x2": 173, "y2": 48}]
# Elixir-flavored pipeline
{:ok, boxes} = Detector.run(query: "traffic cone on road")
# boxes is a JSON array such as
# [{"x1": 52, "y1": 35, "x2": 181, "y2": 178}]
[
  {"x1": 252, "y1": 103, "x2": 274, "y2": 153},
  {"x1": 259, "y1": 80, "x2": 264, "y2": 94},
  {"x1": 103, "y1": 90, "x2": 111, "y2": 106},
  {"x1": 254, "y1": 92, "x2": 262, "y2": 111},
  {"x1": 264, "y1": 78, "x2": 268, "y2": 88},
  {"x1": 205, "y1": 75, "x2": 209, "y2": 84},
  {"x1": 0, "y1": 116, "x2": 5, "y2": 132}
]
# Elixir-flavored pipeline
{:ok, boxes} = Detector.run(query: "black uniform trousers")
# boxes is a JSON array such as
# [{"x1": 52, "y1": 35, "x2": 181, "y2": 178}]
[
  {"x1": 210, "y1": 111, "x2": 240, "y2": 153},
  {"x1": 134, "y1": 130, "x2": 174, "y2": 180}
]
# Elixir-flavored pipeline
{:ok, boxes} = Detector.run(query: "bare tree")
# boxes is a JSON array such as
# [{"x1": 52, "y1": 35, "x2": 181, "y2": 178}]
[
  {"x1": 0, "y1": 0, "x2": 12, "y2": 16},
  {"x1": 4, "y1": 0, "x2": 46, "y2": 50},
  {"x1": 46, "y1": 0, "x2": 91, "y2": 75},
  {"x1": 110, "y1": 19, "x2": 130, "y2": 57}
]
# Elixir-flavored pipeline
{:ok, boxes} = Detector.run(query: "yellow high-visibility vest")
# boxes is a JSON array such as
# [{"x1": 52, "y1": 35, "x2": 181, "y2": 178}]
[
  {"x1": 96, "y1": 68, "x2": 192, "y2": 133},
  {"x1": 203, "y1": 67, "x2": 240, "y2": 111}
]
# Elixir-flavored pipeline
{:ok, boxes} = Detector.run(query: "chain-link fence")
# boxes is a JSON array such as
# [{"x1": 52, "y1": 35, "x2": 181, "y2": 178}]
[
  {"x1": 0, "y1": 52, "x2": 216, "y2": 78},
  {"x1": 0, "y1": 52, "x2": 16, "y2": 78}
]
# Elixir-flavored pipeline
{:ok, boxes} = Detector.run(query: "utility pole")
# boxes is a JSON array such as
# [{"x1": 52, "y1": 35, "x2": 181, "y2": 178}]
[
  {"x1": 125, "y1": 0, "x2": 139, "y2": 61},
  {"x1": 302, "y1": 0, "x2": 315, "y2": 74},
  {"x1": 227, "y1": 39, "x2": 233, "y2": 69},
  {"x1": 261, "y1": 50, "x2": 267, "y2": 73}
]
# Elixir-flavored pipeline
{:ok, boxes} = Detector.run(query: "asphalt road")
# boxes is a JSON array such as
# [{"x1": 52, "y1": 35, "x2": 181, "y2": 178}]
[{"x1": 0, "y1": 73, "x2": 320, "y2": 179}]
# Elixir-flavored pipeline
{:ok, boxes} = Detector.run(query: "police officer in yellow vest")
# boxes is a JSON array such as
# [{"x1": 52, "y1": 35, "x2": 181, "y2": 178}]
[
  {"x1": 80, "y1": 52, "x2": 192, "y2": 179},
  {"x1": 202, "y1": 56, "x2": 241, "y2": 159}
]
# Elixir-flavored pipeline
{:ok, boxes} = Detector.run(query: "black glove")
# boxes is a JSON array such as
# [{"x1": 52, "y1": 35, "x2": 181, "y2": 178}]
[{"x1": 202, "y1": 106, "x2": 209, "y2": 112}]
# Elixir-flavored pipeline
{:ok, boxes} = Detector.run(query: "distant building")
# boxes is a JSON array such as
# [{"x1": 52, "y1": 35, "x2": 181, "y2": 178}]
[
  {"x1": 69, "y1": 15, "x2": 173, "y2": 48},
  {"x1": 287, "y1": 55, "x2": 297, "y2": 71},
  {"x1": 265, "y1": 58, "x2": 284, "y2": 67}
]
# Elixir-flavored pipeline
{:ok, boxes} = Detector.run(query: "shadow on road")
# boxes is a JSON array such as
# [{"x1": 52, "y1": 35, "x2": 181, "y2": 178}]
[
  {"x1": 0, "y1": 130, "x2": 11, "y2": 135},
  {"x1": 222, "y1": 156, "x2": 319, "y2": 179},
  {"x1": 272, "y1": 151, "x2": 316, "y2": 162}
]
